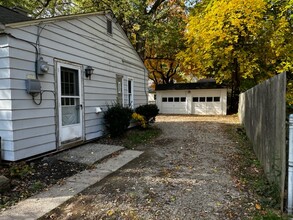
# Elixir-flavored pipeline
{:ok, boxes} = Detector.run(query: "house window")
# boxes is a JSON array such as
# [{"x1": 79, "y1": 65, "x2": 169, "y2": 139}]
[
  {"x1": 107, "y1": 19, "x2": 112, "y2": 35},
  {"x1": 162, "y1": 97, "x2": 167, "y2": 102},
  {"x1": 214, "y1": 97, "x2": 220, "y2": 102},
  {"x1": 127, "y1": 79, "x2": 134, "y2": 108},
  {"x1": 193, "y1": 97, "x2": 199, "y2": 102},
  {"x1": 174, "y1": 97, "x2": 180, "y2": 102},
  {"x1": 207, "y1": 97, "x2": 213, "y2": 102},
  {"x1": 181, "y1": 97, "x2": 186, "y2": 102},
  {"x1": 199, "y1": 97, "x2": 206, "y2": 102},
  {"x1": 116, "y1": 75, "x2": 123, "y2": 105},
  {"x1": 168, "y1": 97, "x2": 174, "y2": 102}
]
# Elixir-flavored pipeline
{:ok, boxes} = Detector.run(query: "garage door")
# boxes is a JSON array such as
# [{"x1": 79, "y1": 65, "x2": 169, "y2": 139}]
[
  {"x1": 192, "y1": 96, "x2": 222, "y2": 115},
  {"x1": 161, "y1": 96, "x2": 187, "y2": 114}
]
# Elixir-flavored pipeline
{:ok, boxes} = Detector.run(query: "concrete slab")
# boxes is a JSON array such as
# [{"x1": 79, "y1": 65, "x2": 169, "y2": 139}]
[
  {"x1": 0, "y1": 149, "x2": 143, "y2": 220},
  {"x1": 55, "y1": 143, "x2": 124, "y2": 165},
  {"x1": 95, "y1": 150, "x2": 144, "y2": 172}
]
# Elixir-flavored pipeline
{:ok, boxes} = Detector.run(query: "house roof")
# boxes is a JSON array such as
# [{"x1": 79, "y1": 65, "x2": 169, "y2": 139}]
[
  {"x1": 1, "y1": 9, "x2": 147, "y2": 71},
  {"x1": 0, "y1": 6, "x2": 32, "y2": 24},
  {"x1": 155, "y1": 81, "x2": 226, "y2": 91},
  {"x1": 3, "y1": 10, "x2": 107, "y2": 28}
]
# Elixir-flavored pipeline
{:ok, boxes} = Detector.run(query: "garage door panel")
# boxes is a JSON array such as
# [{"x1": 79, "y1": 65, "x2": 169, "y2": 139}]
[
  {"x1": 193, "y1": 103, "x2": 205, "y2": 115},
  {"x1": 206, "y1": 103, "x2": 222, "y2": 115}
]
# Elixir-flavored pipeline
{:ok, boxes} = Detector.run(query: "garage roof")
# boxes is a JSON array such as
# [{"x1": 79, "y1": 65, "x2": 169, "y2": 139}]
[{"x1": 155, "y1": 81, "x2": 226, "y2": 91}]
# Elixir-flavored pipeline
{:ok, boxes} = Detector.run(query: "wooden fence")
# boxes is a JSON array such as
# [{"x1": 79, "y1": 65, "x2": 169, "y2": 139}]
[{"x1": 238, "y1": 73, "x2": 286, "y2": 210}]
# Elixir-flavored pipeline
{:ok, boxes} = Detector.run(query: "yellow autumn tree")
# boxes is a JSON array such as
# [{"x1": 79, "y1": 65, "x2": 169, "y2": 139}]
[{"x1": 179, "y1": 0, "x2": 293, "y2": 112}]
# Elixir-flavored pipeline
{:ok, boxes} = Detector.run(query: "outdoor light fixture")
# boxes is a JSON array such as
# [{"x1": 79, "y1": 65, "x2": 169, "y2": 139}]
[{"x1": 85, "y1": 66, "x2": 94, "y2": 78}]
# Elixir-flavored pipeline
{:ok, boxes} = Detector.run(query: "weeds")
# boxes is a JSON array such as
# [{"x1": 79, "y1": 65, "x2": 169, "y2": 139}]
[
  {"x1": 9, "y1": 162, "x2": 34, "y2": 179},
  {"x1": 226, "y1": 125, "x2": 286, "y2": 219}
]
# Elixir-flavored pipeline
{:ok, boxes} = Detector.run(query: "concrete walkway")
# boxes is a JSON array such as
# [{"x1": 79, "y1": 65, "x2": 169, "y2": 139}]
[{"x1": 0, "y1": 143, "x2": 143, "y2": 220}]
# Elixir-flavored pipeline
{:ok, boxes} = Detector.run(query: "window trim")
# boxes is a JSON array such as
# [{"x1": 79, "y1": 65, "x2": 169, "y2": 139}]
[{"x1": 126, "y1": 77, "x2": 134, "y2": 108}]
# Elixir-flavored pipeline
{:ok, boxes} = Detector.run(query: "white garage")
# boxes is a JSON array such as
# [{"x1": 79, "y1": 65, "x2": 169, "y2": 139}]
[{"x1": 155, "y1": 80, "x2": 227, "y2": 115}]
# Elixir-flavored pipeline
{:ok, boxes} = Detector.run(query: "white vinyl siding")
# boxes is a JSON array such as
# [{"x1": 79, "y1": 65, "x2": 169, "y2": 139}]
[{"x1": 1, "y1": 13, "x2": 147, "y2": 161}]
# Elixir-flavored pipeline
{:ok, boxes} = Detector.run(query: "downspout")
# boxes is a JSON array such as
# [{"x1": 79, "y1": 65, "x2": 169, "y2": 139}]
[{"x1": 288, "y1": 114, "x2": 293, "y2": 214}]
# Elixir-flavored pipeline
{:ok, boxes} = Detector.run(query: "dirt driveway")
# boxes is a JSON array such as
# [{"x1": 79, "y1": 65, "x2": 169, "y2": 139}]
[{"x1": 42, "y1": 115, "x2": 255, "y2": 219}]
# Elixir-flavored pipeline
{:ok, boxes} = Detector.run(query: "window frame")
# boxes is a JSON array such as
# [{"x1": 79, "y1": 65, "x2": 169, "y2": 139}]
[
  {"x1": 127, "y1": 78, "x2": 134, "y2": 108},
  {"x1": 107, "y1": 19, "x2": 113, "y2": 35}
]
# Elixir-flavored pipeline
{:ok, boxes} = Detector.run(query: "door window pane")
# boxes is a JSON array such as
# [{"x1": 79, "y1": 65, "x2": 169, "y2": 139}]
[
  {"x1": 168, "y1": 97, "x2": 174, "y2": 102},
  {"x1": 181, "y1": 97, "x2": 186, "y2": 102},
  {"x1": 61, "y1": 67, "x2": 79, "y2": 96},
  {"x1": 174, "y1": 97, "x2": 180, "y2": 102},
  {"x1": 162, "y1": 97, "x2": 167, "y2": 102},
  {"x1": 207, "y1": 97, "x2": 213, "y2": 102},
  {"x1": 199, "y1": 97, "x2": 206, "y2": 102},
  {"x1": 193, "y1": 97, "x2": 199, "y2": 102},
  {"x1": 214, "y1": 97, "x2": 220, "y2": 102}
]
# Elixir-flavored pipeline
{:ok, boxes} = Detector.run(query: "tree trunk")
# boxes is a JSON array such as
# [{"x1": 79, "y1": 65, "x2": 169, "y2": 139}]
[{"x1": 230, "y1": 58, "x2": 240, "y2": 114}]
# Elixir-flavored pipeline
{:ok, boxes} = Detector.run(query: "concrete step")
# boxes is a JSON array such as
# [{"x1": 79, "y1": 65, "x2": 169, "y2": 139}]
[
  {"x1": 0, "y1": 149, "x2": 143, "y2": 220},
  {"x1": 54, "y1": 143, "x2": 125, "y2": 165}
]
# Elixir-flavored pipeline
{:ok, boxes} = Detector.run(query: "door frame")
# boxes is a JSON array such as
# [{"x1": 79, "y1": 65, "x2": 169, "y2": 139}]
[{"x1": 55, "y1": 60, "x2": 84, "y2": 147}]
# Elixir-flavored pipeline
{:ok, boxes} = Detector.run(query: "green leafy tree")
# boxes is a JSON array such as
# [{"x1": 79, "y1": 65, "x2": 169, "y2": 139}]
[
  {"x1": 144, "y1": 1, "x2": 187, "y2": 85},
  {"x1": 0, "y1": 0, "x2": 75, "y2": 17}
]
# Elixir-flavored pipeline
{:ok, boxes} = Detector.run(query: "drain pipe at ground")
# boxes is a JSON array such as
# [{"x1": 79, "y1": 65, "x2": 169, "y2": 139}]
[{"x1": 288, "y1": 114, "x2": 293, "y2": 215}]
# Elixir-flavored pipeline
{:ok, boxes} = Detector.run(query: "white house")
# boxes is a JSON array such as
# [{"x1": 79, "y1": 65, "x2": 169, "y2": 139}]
[
  {"x1": 156, "y1": 80, "x2": 227, "y2": 115},
  {"x1": 0, "y1": 6, "x2": 148, "y2": 161}
]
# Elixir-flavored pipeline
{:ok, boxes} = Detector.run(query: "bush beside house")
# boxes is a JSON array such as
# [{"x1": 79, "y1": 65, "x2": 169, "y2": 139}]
[
  {"x1": 104, "y1": 104, "x2": 159, "y2": 137},
  {"x1": 135, "y1": 104, "x2": 159, "y2": 122},
  {"x1": 104, "y1": 104, "x2": 133, "y2": 137}
]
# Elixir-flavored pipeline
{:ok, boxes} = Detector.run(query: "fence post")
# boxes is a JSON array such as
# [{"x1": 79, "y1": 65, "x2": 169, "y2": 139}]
[{"x1": 288, "y1": 114, "x2": 293, "y2": 214}]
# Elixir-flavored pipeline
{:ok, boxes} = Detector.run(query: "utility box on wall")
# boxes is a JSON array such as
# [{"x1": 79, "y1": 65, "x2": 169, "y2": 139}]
[
  {"x1": 37, "y1": 57, "x2": 49, "y2": 75},
  {"x1": 26, "y1": 79, "x2": 41, "y2": 94}
]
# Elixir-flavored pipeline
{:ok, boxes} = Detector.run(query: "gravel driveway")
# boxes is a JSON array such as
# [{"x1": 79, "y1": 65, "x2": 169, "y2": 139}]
[{"x1": 42, "y1": 115, "x2": 253, "y2": 219}]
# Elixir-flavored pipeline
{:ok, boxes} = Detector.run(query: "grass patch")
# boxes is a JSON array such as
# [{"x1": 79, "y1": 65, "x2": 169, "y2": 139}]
[{"x1": 122, "y1": 126, "x2": 162, "y2": 149}]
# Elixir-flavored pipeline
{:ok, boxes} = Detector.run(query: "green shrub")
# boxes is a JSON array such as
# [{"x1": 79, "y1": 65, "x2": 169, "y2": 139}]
[
  {"x1": 135, "y1": 104, "x2": 159, "y2": 122},
  {"x1": 104, "y1": 103, "x2": 133, "y2": 137}
]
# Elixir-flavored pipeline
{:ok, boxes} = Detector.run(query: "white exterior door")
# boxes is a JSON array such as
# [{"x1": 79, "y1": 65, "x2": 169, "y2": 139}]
[{"x1": 57, "y1": 62, "x2": 83, "y2": 144}]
